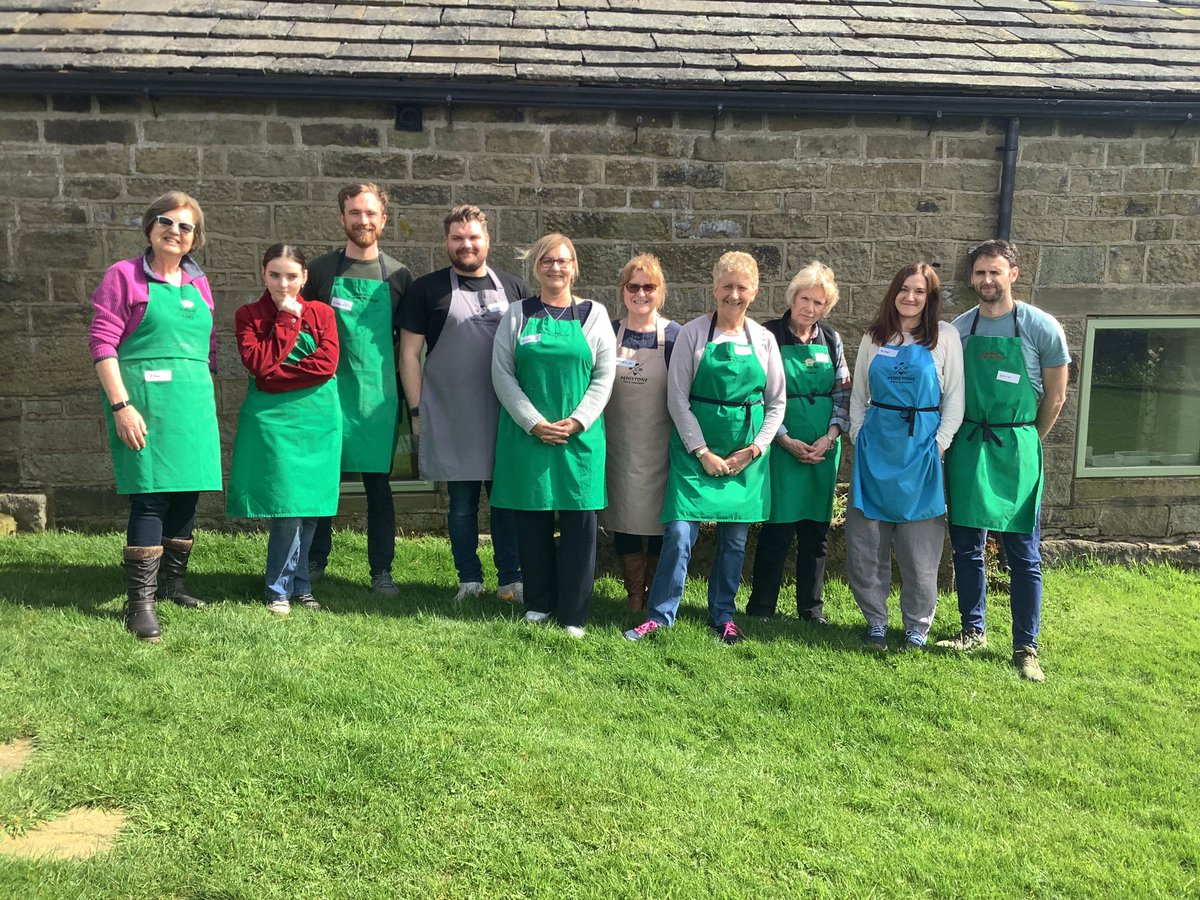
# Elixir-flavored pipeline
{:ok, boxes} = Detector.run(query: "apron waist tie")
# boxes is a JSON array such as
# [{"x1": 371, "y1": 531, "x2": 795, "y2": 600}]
[
  {"x1": 964, "y1": 418, "x2": 1037, "y2": 448},
  {"x1": 690, "y1": 393, "x2": 764, "y2": 429},
  {"x1": 786, "y1": 391, "x2": 833, "y2": 406},
  {"x1": 869, "y1": 400, "x2": 940, "y2": 437}
]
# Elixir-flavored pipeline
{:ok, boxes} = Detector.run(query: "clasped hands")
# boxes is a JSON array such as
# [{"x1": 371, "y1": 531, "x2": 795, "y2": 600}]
[
  {"x1": 777, "y1": 433, "x2": 835, "y2": 465},
  {"x1": 532, "y1": 418, "x2": 583, "y2": 445},
  {"x1": 699, "y1": 445, "x2": 758, "y2": 477}
]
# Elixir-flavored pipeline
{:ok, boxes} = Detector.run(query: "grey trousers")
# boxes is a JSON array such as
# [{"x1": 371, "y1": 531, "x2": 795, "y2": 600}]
[{"x1": 845, "y1": 505, "x2": 946, "y2": 638}]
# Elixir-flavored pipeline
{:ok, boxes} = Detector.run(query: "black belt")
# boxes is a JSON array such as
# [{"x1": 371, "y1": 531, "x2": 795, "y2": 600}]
[
  {"x1": 690, "y1": 393, "x2": 763, "y2": 428},
  {"x1": 786, "y1": 391, "x2": 833, "y2": 406},
  {"x1": 869, "y1": 400, "x2": 939, "y2": 437},
  {"x1": 964, "y1": 418, "x2": 1036, "y2": 447}
]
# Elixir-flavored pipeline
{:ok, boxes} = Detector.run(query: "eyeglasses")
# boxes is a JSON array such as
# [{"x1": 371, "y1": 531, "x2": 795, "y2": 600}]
[
  {"x1": 625, "y1": 283, "x2": 657, "y2": 295},
  {"x1": 154, "y1": 215, "x2": 195, "y2": 236},
  {"x1": 538, "y1": 257, "x2": 573, "y2": 270}
]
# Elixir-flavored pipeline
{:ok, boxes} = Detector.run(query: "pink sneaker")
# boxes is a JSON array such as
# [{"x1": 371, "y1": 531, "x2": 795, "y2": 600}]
[
  {"x1": 713, "y1": 621, "x2": 744, "y2": 645},
  {"x1": 623, "y1": 619, "x2": 662, "y2": 642}
]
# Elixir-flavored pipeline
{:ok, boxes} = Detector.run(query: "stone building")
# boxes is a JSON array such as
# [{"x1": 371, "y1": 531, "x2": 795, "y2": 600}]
[{"x1": 0, "y1": 0, "x2": 1198, "y2": 540}]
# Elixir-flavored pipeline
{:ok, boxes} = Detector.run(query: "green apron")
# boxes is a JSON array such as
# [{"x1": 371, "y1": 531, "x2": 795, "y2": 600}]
[
  {"x1": 661, "y1": 315, "x2": 770, "y2": 523},
  {"x1": 329, "y1": 252, "x2": 398, "y2": 473},
  {"x1": 768, "y1": 341, "x2": 841, "y2": 524},
  {"x1": 226, "y1": 329, "x2": 343, "y2": 518},
  {"x1": 946, "y1": 307, "x2": 1042, "y2": 532},
  {"x1": 104, "y1": 280, "x2": 222, "y2": 494},
  {"x1": 491, "y1": 307, "x2": 607, "y2": 511}
]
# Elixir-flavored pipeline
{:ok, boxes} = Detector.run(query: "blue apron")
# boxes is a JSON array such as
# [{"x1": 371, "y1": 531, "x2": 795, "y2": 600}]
[{"x1": 851, "y1": 342, "x2": 944, "y2": 523}]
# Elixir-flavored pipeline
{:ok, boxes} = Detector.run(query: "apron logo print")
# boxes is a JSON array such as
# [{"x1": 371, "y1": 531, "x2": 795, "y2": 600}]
[
  {"x1": 979, "y1": 351, "x2": 1007, "y2": 361},
  {"x1": 886, "y1": 360, "x2": 915, "y2": 384}
]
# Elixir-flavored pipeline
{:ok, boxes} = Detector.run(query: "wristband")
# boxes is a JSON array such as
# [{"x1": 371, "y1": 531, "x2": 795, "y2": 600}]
[
  {"x1": 410, "y1": 407, "x2": 420, "y2": 418},
  {"x1": 111, "y1": 400, "x2": 131, "y2": 412}
]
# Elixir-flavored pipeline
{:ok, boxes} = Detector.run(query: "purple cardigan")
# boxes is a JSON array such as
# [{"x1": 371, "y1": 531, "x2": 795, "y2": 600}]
[{"x1": 88, "y1": 252, "x2": 218, "y2": 371}]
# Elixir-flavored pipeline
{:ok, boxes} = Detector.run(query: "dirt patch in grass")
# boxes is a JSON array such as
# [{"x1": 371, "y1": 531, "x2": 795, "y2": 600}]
[
  {"x1": 0, "y1": 809, "x2": 126, "y2": 861},
  {"x1": 0, "y1": 737, "x2": 35, "y2": 776}
]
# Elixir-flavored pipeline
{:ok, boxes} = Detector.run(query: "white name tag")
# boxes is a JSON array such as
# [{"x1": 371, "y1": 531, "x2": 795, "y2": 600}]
[
  {"x1": 616, "y1": 358, "x2": 637, "y2": 368},
  {"x1": 486, "y1": 302, "x2": 503, "y2": 313},
  {"x1": 144, "y1": 370, "x2": 172, "y2": 382},
  {"x1": 519, "y1": 334, "x2": 542, "y2": 345},
  {"x1": 996, "y1": 370, "x2": 1021, "y2": 384},
  {"x1": 877, "y1": 347, "x2": 899, "y2": 358},
  {"x1": 813, "y1": 351, "x2": 830, "y2": 363},
  {"x1": 180, "y1": 299, "x2": 194, "y2": 309},
  {"x1": 735, "y1": 345, "x2": 753, "y2": 356},
  {"x1": 331, "y1": 297, "x2": 353, "y2": 311}
]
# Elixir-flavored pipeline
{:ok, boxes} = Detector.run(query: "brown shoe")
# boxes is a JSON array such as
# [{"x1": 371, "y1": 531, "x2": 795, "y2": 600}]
[
  {"x1": 619, "y1": 552, "x2": 646, "y2": 612},
  {"x1": 1013, "y1": 647, "x2": 1046, "y2": 682}
]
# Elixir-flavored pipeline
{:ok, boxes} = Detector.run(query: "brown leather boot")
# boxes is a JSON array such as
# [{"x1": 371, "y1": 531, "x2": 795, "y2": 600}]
[
  {"x1": 619, "y1": 552, "x2": 646, "y2": 612},
  {"x1": 643, "y1": 554, "x2": 660, "y2": 610},
  {"x1": 157, "y1": 537, "x2": 206, "y2": 607},
  {"x1": 124, "y1": 545, "x2": 163, "y2": 642}
]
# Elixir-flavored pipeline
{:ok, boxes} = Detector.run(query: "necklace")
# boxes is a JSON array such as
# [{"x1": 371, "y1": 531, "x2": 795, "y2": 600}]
[{"x1": 542, "y1": 300, "x2": 568, "y2": 321}]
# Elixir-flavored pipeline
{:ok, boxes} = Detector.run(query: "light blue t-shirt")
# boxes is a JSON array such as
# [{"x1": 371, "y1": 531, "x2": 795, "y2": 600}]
[{"x1": 951, "y1": 302, "x2": 1070, "y2": 399}]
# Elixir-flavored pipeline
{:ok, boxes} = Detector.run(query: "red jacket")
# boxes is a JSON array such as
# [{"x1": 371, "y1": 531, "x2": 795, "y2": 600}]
[{"x1": 234, "y1": 291, "x2": 340, "y2": 393}]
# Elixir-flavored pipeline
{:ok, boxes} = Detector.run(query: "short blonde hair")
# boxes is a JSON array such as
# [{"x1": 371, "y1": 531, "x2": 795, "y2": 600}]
[
  {"x1": 617, "y1": 253, "x2": 667, "y2": 311},
  {"x1": 712, "y1": 251, "x2": 758, "y2": 287},
  {"x1": 522, "y1": 232, "x2": 578, "y2": 287},
  {"x1": 786, "y1": 261, "x2": 840, "y2": 314}
]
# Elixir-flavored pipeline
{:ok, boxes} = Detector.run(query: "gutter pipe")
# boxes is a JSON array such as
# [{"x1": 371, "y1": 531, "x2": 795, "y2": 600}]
[{"x1": 997, "y1": 117, "x2": 1020, "y2": 241}]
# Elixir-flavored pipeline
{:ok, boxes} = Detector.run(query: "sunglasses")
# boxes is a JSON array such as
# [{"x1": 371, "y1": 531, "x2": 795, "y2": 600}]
[
  {"x1": 154, "y1": 215, "x2": 195, "y2": 236},
  {"x1": 625, "y1": 283, "x2": 657, "y2": 295}
]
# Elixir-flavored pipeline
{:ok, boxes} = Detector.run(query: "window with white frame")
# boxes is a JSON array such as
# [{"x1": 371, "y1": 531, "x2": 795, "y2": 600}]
[{"x1": 1077, "y1": 317, "x2": 1200, "y2": 477}]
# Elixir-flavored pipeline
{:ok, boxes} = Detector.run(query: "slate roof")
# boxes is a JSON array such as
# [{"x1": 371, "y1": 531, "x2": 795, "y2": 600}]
[{"x1": 0, "y1": 0, "x2": 1198, "y2": 100}]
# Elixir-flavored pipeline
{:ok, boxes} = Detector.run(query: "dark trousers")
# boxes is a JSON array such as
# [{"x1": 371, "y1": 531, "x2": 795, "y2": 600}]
[
  {"x1": 127, "y1": 492, "x2": 198, "y2": 546},
  {"x1": 310, "y1": 472, "x2": 395, "y2": 575},
  {"x1": 612, "y1": 531, "x2": 664, "y2": 557},
  {"x1": 747, "y1": 519, "x2": 831, "y2": 617},
  {"x1": 514, "y1": 509, "x2": 597, "y2": 628}
]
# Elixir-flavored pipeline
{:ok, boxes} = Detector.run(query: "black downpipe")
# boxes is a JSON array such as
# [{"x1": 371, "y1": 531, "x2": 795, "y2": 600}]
[{"x1": 996, "y1": 117, "x2": 1020, "y2": 241}]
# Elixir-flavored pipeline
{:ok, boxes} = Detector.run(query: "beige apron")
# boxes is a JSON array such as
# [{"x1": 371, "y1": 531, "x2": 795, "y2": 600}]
[{"x1": 600, "y1": 318, "x2": 672, "y2": 535}]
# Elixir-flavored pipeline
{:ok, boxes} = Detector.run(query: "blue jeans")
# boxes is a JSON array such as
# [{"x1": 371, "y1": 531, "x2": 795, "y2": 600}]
[
  {"x1": 949, "y1": 521, "x2": 1042, "y2": 650},
  {"x1": 446, "y1": 480, "x2": 521, "y2": 585},
  {"x1": 266, "y1": 517, "x2": 317, "y2": 601},
  {"x1": 647, "y1": 520, "x2": 749, "y2": 628}
]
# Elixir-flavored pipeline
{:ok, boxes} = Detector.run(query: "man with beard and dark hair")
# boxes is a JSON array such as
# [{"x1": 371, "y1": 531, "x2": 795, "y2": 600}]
[
  {"x1": 302, "y1": 183, "x2": 413, "y2": 596},
  {"x1": 398, "y1": 205, "x2": 529, "y2": 603},
  {"x1": 937, "y1": 239, "x2": 1069, "y2": 682}
]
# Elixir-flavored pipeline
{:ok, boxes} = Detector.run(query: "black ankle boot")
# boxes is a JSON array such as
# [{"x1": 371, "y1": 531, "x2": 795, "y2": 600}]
[
  {"x1": 124, "y1": 546, "x2": 163, "y2": 642},
  {"x1": 157, "y1": 537, "x2": 206, "y2": 608}
]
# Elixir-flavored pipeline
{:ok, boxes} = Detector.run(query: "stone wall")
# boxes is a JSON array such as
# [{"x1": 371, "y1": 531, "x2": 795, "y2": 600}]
[{"x1": 1, "y1": 92, "x2": 1197, "y2": 536}]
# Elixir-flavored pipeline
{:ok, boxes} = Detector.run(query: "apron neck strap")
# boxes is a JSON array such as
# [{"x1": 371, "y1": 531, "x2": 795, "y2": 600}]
[
  {"x1": 707, "y1": 313, "x2": 751, "y2": 344},
  {"x1": 336, "y1": 249, "x2": 388, "y2": 281},
  {"x1": 969, "y1": 305, "x2": 1020, "y2": 337}
]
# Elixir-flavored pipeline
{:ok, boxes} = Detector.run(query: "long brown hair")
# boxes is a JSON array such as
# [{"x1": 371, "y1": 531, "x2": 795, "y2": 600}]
[{"x1": 866, "y1": 262, "x2": 941, "y2": 350}]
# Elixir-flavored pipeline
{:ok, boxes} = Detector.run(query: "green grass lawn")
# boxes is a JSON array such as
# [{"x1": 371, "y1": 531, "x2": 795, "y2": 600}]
[{"x1": 1, "y1": 530, "x2": 1198, "y2": 899}]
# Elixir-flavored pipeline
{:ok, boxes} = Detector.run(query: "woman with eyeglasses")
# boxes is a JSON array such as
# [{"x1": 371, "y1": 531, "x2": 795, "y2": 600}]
[
  {"x1": 491, "y1": 233, "x2": 616, "y2": 638},
  {"x1": 89, "y1": 191, "x2": 222, "y2": 642},
  {"x1": 599, "y1": 254, "x2": 680, "y2": 612}
]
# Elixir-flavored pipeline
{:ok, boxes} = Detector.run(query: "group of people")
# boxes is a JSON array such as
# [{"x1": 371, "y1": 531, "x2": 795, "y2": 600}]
[{"x1": 89, "y1": 184, "x2": 1069, "y2": 682}]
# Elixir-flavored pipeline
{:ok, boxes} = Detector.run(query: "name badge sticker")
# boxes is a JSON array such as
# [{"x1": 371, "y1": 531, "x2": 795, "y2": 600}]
[
  {"x1": 813, "y1": 351, "x2": 831, "y2": 363},
  {"x1": 616, "y1": 358, "x2": 637, "y2": 369},
  {"x1": 735, "y1": 345, "x2": 753, "y2": 356},
  {"x1": 144, "y1": 370, "x2": 172, "y2": 383},
  {"x1": 877, "y1": 347, "x2": 899, "y2": 358},
  {"x1": 486, "y1": 302, "x2": 503, "y2": 314},
  {"x1": 180, "y1": 299, "x2": 194, "y2": 309},
  {"x1": 519, "y1": 334, "x2": 542, "y2": 345},
  {"x1": 331, "y1": 297, "x2": 354, "y2": 311},
  {"x1": 996, "y1": 370, "x2": 1021, "y2": 384}
]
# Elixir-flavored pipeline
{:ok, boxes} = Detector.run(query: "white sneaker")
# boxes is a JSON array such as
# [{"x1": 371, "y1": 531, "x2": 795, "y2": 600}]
[
  {"x1": 265, "y1": 598, "x2": 291, "y2": 616},
  {"x1": 563, "y1": 625, "x2": 586, "y2": 639},
  {"x1": 497, "y1": 581, "x2": 523, "y2": 603},
  {"x1": 454, "y1": 581, "x2": 485, "y2": 601},
  {"x1": 523, "y1": 610, "x2": 550, "y2": 623}
]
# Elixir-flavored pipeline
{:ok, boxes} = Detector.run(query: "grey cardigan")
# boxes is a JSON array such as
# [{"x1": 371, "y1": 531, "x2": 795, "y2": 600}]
[
  {"x1": 491, "y1": 298, "x2": 616, "y2": 433},
  {"x1": 668, "y1": 313, "x2": 786, "y2": 455}
]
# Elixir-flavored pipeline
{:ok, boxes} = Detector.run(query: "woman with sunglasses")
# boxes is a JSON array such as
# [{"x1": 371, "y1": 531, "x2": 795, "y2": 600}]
[
  {"x1": 491, "y1": 233, "x2": 616, "y2": 638},
  {"x1": 600, "y1": 254, "x2": 680, "y2": 612},
  {"x1": 89, "y1": 191, "x2": 221, "y2": 642}
]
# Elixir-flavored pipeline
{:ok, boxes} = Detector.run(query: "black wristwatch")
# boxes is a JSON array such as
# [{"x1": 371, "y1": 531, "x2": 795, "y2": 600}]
[
  {"x1": 409, "y1": 407, "x2": 420, "y2": 418},
  {"x1": 111, "y1": 400, "x2": 131, "y2": 412}
]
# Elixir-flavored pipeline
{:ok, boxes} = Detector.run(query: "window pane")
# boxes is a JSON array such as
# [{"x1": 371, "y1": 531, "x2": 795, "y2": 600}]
[{"x1": 1084, "y1": 326, "x2": 1200, "y2": 469}]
